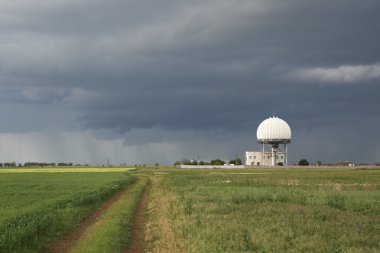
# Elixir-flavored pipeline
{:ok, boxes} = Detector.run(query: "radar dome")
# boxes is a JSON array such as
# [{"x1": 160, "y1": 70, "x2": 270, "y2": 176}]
[{"x1": 257, "y1": 116, "x2": 291, "y2": 143}]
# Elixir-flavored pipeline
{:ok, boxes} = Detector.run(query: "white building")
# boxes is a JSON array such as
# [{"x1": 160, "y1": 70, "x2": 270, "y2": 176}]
[
  {"x1": 245, "y1": 151, "x2": 286, "y2": 166},
  {"x1": 245, "y1": 116, "x2": 291, "y2": 166}
]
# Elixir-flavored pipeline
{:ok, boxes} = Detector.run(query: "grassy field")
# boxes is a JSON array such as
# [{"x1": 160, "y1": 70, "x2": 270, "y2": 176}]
[
  {"x1": 1, "y1": 167, "x2": 379, "y2": 253},
  {"x1": 0, "y1": 170, "x2": 136, "y2": 252},
  {"x1": 145, "y1": 168, "x2": 380, "y2": 253}
]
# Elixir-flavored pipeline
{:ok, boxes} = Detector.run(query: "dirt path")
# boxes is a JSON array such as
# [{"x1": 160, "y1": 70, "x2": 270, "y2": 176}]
[
  {"x1": 44, "y1": 183, "x2": 136, "y2": 253},
  {"x1": 124, "y1": 184, "x2": 149, "y2": 253}
]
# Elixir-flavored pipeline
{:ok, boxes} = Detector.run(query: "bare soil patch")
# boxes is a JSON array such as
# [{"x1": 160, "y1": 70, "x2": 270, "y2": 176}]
[{"x1": 43, "y1": 184, "x2": 135, "y2": 253}]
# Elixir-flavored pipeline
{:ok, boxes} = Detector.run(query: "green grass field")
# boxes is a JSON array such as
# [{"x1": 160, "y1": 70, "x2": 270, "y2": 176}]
[
  {"x1": 145, "y1": 168, "x2": 380, "y2": 253},
  {"x1": 0, "y1": 170, "x2": 136, "y2": 252},
  {"x1": 1, "y1": 167, "x2": 379, "y2": 253}
]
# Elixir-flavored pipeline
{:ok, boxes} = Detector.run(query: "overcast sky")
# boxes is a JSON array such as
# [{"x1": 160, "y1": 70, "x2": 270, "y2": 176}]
[{"x1": 1, "y1": 0, "x2": 379, "y2": 165}]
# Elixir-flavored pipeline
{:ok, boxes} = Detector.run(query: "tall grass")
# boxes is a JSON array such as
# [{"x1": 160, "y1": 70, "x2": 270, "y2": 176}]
[
  {"x1": 0, "y1": 172, "x2": 135, "y2": 252},
  {"x1": 147, "y1": 168, "x2": 380, "y2": 252}
]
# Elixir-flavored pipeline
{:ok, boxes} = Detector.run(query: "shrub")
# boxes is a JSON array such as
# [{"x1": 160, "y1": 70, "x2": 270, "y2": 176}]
[
  {"x1": 298, "y1": 159, "x2": 309, "y2": 166},
  {"x1": 211, "y1": 159, "x2": 224, "y2": 165}
]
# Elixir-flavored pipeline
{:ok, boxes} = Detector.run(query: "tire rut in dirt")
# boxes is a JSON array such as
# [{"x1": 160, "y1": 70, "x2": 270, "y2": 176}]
[
  {"x1": 124, "y1": 185, "x2": 149, "y2": 253},
  {"x1": 43, "y1": 184, "x2": 136, "y2": 253}
]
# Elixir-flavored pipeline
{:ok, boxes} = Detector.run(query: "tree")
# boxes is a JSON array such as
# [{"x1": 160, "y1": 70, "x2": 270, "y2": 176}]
[
  {"x1": 181, "y1": 159, "x2": 191, "y2": 165},
  {"x1": 229, "y1": 158, "x2": 242, "y2": 165},
  {"x1": 298, "y1": 159, "x2": 309, "y2": 166},
  {"x1": 4, "y1": 162, "x2": 16, "y2": 167},
  {"x1": 211, "y1": 159, "x2": 224, "y2": 165},
  {"x1": 190, "y1": 160, "x2": 198, "y2": 165},
  {"x1": 316, "y1": 160, "x2": 322, "y2": 166}
]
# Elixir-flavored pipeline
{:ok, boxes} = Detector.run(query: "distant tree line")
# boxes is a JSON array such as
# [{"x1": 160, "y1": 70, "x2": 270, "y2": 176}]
[
  {"x1": 57, "y1": 163, "x2": 74, "y2": 166},
  {"x1": 0, "y1": 162, "x2": 17, "y2": 167},
  {"x1": 0, "y1": 162, "x2": 78, "y2": 167},
  {"x1": 174, "y1": 158, "x2": 242, "y2": 166},
  {"x1": 23, "y1": 162, "x2": 57, "y2": 167}
]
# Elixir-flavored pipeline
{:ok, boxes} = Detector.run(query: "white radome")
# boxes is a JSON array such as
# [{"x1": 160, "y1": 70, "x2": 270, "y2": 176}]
[{"x1": 257, "y1": 116, "x2": 291, "y2": 143}]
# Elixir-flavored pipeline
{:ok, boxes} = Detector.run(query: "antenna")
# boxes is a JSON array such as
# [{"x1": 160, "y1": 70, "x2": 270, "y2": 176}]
[{"x1": 272, "y1": 109, "x2": 276, "y2": 117}]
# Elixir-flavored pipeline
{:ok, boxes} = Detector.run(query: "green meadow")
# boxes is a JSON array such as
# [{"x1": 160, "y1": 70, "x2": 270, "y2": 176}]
[
  {"x1": 1, "y1": 167, "x2": 379, "y2": 252},
  {"x1": 146, "y1": 168, "x2": 380, "y2": 253},
  {"x1": 0, "y1": 169, "x2": 136, "y2": 252}
]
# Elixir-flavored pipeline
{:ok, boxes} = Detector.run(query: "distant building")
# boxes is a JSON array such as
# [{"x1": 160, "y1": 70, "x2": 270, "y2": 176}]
[
  {"x1": 245, "y1": 151, "x2": 286, "y2": 166},
  {"x1": 245, "y1": 116, "x2": 291, "y2": 166}
]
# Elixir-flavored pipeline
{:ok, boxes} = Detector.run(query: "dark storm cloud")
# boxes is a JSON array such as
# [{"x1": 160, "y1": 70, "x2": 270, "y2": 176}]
[{"x1": 1, "y1": 0, "x2": 380, "y2": 163}]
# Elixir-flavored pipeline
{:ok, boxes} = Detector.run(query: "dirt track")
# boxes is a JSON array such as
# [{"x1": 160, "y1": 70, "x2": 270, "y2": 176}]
[{"x1": 44, "y1": 183, "x2": 136, "y2": 253}]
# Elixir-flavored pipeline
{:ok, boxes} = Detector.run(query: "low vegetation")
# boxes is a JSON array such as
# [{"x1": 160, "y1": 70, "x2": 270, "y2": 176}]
[
  {"x1": 0, "y1": 170, "x2": 135, "y2": 252},
  {"x1": 71, "y1": 177, "x2": 149, "y2": 253},
  {"x1": 145, "y1": 168, "x2": 380, "y2": 252}
]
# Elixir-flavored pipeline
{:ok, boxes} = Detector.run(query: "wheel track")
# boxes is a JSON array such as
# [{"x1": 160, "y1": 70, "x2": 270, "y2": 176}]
[
  {"x1": 123, "y1": 183, "x2": 149, "y2": 253},
  {"x1": 43, "y1": 181, "x2": 138, "y2": 253}
]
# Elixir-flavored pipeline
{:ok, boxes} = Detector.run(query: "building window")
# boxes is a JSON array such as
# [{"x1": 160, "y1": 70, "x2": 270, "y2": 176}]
[
  {"x1": 254, "y1": 156, "x2": 256, "y2": 159},
  {"x1": 249, "y1": 156, "x2": 252, "y2": 159},
  {"x1": 281, "y1": 156, "x2": 283, "y2": 159}
]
